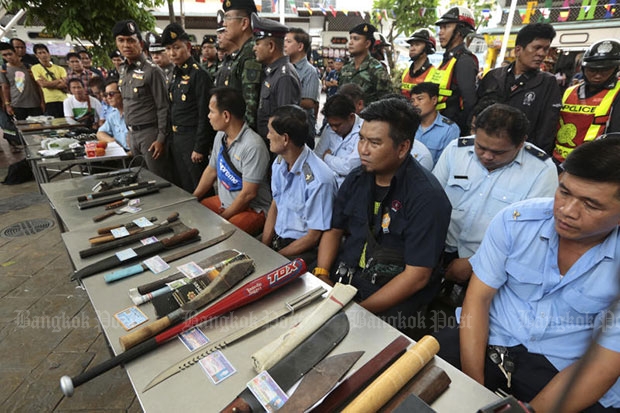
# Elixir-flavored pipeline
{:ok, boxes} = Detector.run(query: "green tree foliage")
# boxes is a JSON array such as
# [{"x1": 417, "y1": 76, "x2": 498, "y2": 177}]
[
  {"x1": 371, "y1": 0, "x2": 438, "y2": 41},
  {"x1": 0, "y1": 0, "x2": 164, "y2": 64}
]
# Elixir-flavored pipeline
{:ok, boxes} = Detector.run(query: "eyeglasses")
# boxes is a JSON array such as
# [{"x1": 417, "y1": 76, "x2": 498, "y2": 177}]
[
  {"x1": 223, "y1": 15, "x2": 246, "y2": 22},
  {"x1": 104, "y1": 91, "x2": 120, "y2": 97}
]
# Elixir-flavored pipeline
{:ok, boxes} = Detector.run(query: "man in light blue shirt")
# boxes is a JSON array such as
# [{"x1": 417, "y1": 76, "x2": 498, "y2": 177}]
[
  {"x1": 435, "y1": 136, "x2": 620, "y2": 412},
  {"x1": 96, "y1": 79, "x2": 129, "y2": 151},
  {"x1": 262, "y1": 105, "x2": 337, "y2": 263},
  {"x1": 284, "y1": 28, "x2": 321, "y2": 141},
  {"x1": 314, "y1": 94, "x2": 362, "y2": 187},
  {"x1": 432, "y1": 103, "x2": 557, "y2": 285},
  {"x1": 411, "y1": 82, "x2": 460, "y2": 165}
]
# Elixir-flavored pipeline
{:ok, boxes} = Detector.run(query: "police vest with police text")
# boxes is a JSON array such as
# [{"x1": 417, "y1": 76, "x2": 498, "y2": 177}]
[
  {"x1": 554, "y1": 81, "x2": 620, "y2": 163},
  {"x1": 427, "y1": 57, "x2": 457, "y2": 111}
]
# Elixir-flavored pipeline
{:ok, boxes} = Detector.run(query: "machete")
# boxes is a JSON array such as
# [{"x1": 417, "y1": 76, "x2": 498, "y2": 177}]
[
  {"x1": 71, "y1": 228, "x2": 200, "y2": 282},
  {"x1": 220, "y1": 312, "x2": 351, "y2": 413},
  {"x1": 77, "y1": 181, "x2": 171, "y2": 209},
  {"x1": 76, "y1": 180, "x2": 157, "y2": 202},
  {"x1": 102, "y1": 229, "x2": 236, "y2": 283},
  {"x1": 142, "y1": 286, "x2": 327, "y2": 392}
]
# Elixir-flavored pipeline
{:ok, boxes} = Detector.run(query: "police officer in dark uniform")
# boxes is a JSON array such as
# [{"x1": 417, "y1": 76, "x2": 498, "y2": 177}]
[
  {"x1": 251, "y1": 13, "x2": 301, "y2": 140},
  {"x1": 113, "y1": 20, "x2": 171, "y2": 180},
  {"x1": 149, "y1": 37, "x2": 175, "y2": 86},
  {"x1": 200, "y1": 35, "x2": 220, "y2": 79},
  {"x1": 161, "y1": 23, "x2": 216, "y2": 193},
  {"x1": 219, "y1": 0, "x2": 263, "y2": 131}
]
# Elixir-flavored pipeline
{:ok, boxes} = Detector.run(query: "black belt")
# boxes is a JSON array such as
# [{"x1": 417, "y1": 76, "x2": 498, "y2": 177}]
[
  {"x1": 271, "y1": 235, "x2": 295, "y2": 251},
  {"x1": 127, "y1": 122, "x2": 157, "y2": 132}
]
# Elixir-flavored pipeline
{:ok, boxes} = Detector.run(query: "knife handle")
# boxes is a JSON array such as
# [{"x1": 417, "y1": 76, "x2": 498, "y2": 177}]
[
  {"x1": 105, "y1": 198, "x2": 128, "y2": 210},
  {"x1": 160, "y1": 212, "x2": 179, "y2": 225},
  {"x1": 221, "y1": 396, "x2": 252, "y2": 413},
  {"x1": 92, "y1": 210, "x2": 115, "y2": 223},
  {"x1": 119, "y1": 316, "x2": 172, "y2": 351},
  {"x1": 89, "y1": 228, "x2": 144, "y2": 245},
  {"x1": 104, "y1": 264, "x2": 145, "y2": 283},
  {"x1": 97, "y1": 216, "x2": 157, "y2": 234},
  {"x1": 160, "y1": 228, "x2": 199, "y2": 247}
]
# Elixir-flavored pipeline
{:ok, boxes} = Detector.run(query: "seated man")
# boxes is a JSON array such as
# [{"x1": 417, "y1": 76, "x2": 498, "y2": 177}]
[
  {"x1": 432, "y1": 103, "x2": 557, "y2": 301},
  {"x1": 63, "y1": 78, "x2": 103, "y2": 130},
  {"x1": 96, "y1": 79, "x2": 129, "y2": 152},
  {"x1": 314, "y1": 94, "x2": 363, "y2": 187},
  {"x1": 435, "y1": 136, "x2": 620, "y2": 412},
  {"x1": 411, "y1": 82, "x2": 460, "y2": 166},
  {"x1": 261, "y1": 105, "x2": 337, "y2": 263},
  {"x1": 193, "y1": 88, "x2": 271, "y2": 236},
  {"x1": 313, "y1": 98, "x2": 451, "y2": 330}
]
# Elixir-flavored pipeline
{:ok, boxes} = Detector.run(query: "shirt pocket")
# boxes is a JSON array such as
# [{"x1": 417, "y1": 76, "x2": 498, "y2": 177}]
[
  {"x1": 445, "y1": 176, "x2": 471, "y2": 210},
  {"x1": 505, "y1": 259, "x2": 544, "y2": 301},
  {"x1": 285, "y1": 200, "x2": 306, "y2": 232},
  {"x1": 562, "y1": 286, "x2": 610, "y2": 316},
  {"x1": 490, "y1": 187, "x2": 522, "y2": 205}
]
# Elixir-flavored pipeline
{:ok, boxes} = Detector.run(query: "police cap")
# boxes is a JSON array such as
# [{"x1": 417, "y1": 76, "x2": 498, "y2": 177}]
[
  {"x1": 109, "y1": 49, "x2": 122, "y2": 59},
  {"x1": 349, "y1": 23, "x2": 376, "y2": 42},
  {"x1": 251, "y1": 14, "x2": 289, "y2": 40},
  {"x1": 202, "y1": 35, "x2": 217, "y2": 47},
  {"x1": 112, "y1": 20, "x2": 142, "y2": 40},
  {"x1": 161, "y1": 23, "x2": 191, "y2": 46},
  {"x1": 222, "y1": 0, "x2": 257, "y2": 14}
]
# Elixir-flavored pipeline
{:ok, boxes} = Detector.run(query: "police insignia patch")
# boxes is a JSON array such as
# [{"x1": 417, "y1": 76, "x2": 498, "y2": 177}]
[{"x1": 171, "y1": 32, "x2": 177, "y2": 39}]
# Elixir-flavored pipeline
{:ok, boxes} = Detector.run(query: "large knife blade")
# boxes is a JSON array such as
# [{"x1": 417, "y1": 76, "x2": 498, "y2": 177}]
[
  {"x1": 220, "y1": 312, "x2": 350, "y2": 413},
  {"x1": 77, "y1": 181, "x2": 171, "y2": 209},
  {"x1": 278, "y1": 351, "x2": 364, "y2": 413},
  {"x1": 143, "y1": 286, "x2": 327, "y2": 392},
  {"x1": 103, "y1": 229, "x2": 236, "y2": 283},
  {"x1": 71, "y1": 228, "x2": 200, "y2": 281},
  {"x1": 79, "y1": 212, "x2": 180, "y2": 258}
]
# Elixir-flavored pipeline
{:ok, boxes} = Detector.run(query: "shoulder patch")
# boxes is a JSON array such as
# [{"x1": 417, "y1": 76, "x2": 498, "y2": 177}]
[
  {"x1": 302, "y1": 162, "x2": 314, "y2": 184},
  {"x1": 442, "y1": 117, "x2": 454, "y2": 125},
  {"x1": 458, "y1": 137, "x2": 475, "y2": 147},
  {"x1": 524, "y1": 144, "x2": 550, "y2": 161}
]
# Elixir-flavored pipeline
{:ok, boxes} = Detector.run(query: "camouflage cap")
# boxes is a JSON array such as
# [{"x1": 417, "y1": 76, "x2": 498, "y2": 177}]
[
  {"x1": 161, "y1": 23, "x2": 191, "y2": 46},
  {"x1": 112, "y1": 20, "x2": 142, "y2": 40},
  {"x1": 252, "y1": 13, "x2": 289, "y2": 40},
  {"x1": 349, "y1": 23, "x2": 376, "y2": 42},
  {"x1": 201, "y1": 35, "x2": 217, "y2": 47},
  {"x1": 222, "y1": 0, "x2": 257, "y2": 14}
]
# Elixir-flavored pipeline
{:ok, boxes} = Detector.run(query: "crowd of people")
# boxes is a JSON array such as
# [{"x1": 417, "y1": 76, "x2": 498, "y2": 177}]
[{"x1": 2, "y1": 2, "x2": 620, "y2": 410}]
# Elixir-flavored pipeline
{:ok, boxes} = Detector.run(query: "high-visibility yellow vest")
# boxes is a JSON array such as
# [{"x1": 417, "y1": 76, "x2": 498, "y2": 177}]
[
  {"x1": 427, "y1": 57, "x2": 457, "y2": 111},
  {"x1": 553, "y1": 81, "x2": 620, "y2": 163},
  {"x1": 401, "y1": 66, "x2": 435, "y2": 99}
]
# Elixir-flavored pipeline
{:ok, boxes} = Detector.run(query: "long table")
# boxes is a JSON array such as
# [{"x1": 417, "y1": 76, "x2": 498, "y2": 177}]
[
  {"x1": 41, "y1": 169, "x2": 195, "y2": 232},
  {"x1": 57, "y1": 197, "x2": 499, "y2": 412}
]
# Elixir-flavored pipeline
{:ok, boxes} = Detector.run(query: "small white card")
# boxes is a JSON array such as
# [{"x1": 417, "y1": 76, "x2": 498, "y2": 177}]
[
  {"x1": 120, "y1": 190, "x2": 136, "y2": 197},
  {"x1": 114, "y1": 306, "x2": 148, "y2": 330},
  {"x1": 143, "y1": 255, "x2": 170, "y2": 274},
  {"x1": 128, "y1": 198, "x2": 140, "y2": 207},
  {"x1": 179, "y1": 328, "x2": 210, "y2": 351},
  {"x1": 132, "y1": 216, "x2": 154, "y2": 228},
  {"x1": 199, "y1": 351, "x2": 236, "y2": 384},
  {"x1": 110, "y1": 227, "x2": 130, "y2": 238},
  {"x1": 116, "y1": 248, "x2": 137, "y2": 261},
  {"x1": 140, "y1": 236, "x2": 159, "y2": 245},
  {"x1": 177, "y1": 262, "x2": 206, "y2": 278},
  {"x1": 120, "y1": 205, "x2": 141, "y2": 214},
  {"x1": 246, "y1": 371, "x2": 289, "y2": 412}
]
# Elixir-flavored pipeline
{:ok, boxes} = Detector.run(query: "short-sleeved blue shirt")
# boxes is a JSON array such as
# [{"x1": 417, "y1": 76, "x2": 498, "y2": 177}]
[
  {"x1": 470, "y1": 198, "x2": 620, "y2": 407},
  {"x1": 271, "y1": 145, "x2": 337, "y2": 240},
  {"x1": 414, "y1": 113, "x2": 460, "y2": 166}
]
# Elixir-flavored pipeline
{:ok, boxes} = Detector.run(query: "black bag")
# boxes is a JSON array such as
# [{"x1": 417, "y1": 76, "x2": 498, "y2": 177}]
[{"x1": 2, "y1": 159, "x2": 34, "y2": 185}]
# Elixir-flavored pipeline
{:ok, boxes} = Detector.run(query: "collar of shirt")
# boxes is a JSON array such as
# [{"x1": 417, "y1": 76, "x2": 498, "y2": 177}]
[
  {"x1": 281, "y1": 145, "x2": 311, "y2": 177},
  {"x1": 292, "y1": 56, "x2": 310, "y2": 71},
  {"x1": 264, "y1": 55, "x2": 289, "y2": 76},
  {"x1": 174, "y1": 57, "x2": 195, "y2": 76},
  {"x1": 225, "y1": 122, "x2": 251, "y2": 148},
  {"x1": 410, "y1": 58, "x2": 432, "y2": 77},
  {"x1": 124, "y1": 54, "x2": 147, "y2": 70}
]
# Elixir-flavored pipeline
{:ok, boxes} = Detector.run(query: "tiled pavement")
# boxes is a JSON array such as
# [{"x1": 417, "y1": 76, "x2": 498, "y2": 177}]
[{"x1": 0, "y1": 138, "x2": 141, "y2": 412}]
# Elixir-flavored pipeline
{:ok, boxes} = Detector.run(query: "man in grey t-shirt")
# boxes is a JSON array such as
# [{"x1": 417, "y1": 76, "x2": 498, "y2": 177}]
[
  {"x1": 193, "y1": 88, "x2": 271, "y2": 236},
  {"x1": 0, "y1": 42, "x2": 44, "y2": 120}
]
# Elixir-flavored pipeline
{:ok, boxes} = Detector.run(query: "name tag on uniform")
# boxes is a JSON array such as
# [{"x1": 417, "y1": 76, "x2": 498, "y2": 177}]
[{"x1": 132, "y1": 73, "x2": 144, "y2": 80}]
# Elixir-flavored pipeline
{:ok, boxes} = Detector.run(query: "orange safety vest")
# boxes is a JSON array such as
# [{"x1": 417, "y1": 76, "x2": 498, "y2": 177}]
[
  {"x1": 427, "y1": 57, "x2": 457, "y2": 111},
  {"x1": 401, "y1": 66, "x2": 435, "y2": 99},
  {"x1": 553, "y1": 81, "x2": 620, "y2": 163}
]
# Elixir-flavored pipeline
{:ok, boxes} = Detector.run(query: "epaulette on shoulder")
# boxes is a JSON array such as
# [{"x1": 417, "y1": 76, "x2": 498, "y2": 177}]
[
  {"x1": 302, "y1": 162, "x2": 314, "y2": 184},
  {"x1": 147, "y1": 60, "x2": 158, "y2": 68},
  {"x1": 458, "y1": 137, "x2": 475, "y2": 147},
  {"x1": 442, "y1": 117, "x2": 455, "y2": 125},
  {"x1": 524, "y1": 144, "x2": 549, "y2": 161},
  {"x1": 192, "y1": 63, "x2": 199, "y2": 69},
  {"x1": 275, "y1": 155, "x2": 283, "y2": 164}
]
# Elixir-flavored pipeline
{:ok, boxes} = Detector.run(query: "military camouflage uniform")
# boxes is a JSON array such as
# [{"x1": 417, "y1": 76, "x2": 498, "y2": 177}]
[
  {"x1": 202, "y1": 61, "x2": 219, "y2": 81},
  {"x1": 338, "y1": 54, "x2": 392, "y2": 105},
  {"x1": 219, "y1": 38, "x2": 262, "y2": 131}
]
